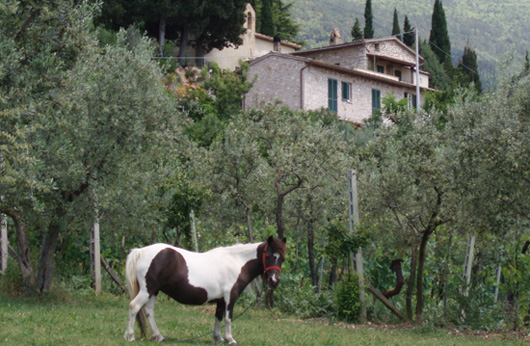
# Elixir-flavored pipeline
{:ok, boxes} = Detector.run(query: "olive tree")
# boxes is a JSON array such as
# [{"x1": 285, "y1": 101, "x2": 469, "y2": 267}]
[{"x1": 359, "y1": 110, "x2": 456, "y2": 323}]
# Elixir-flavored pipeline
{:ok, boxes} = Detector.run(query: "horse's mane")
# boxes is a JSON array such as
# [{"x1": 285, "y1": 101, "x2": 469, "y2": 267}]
[{"x1": 270, "y1": 238, "x2": 287, "y2": 257}]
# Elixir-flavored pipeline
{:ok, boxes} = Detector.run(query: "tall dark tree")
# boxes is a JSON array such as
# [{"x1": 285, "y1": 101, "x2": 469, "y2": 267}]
[
  {"x1": 260, "y1": 0, "x2": 275, "y2": 36},
  {"x1": 351, "y1": 17, "x2": 363, "y2": 41},
  {"x1": 457, "y1": 46, "x2": 482, "y2": 93},
  {"x1": 392, "y1": 8, "x2": 401, "y2": 40},
  {"x1": 363, "y1": 0, "x2": 374, "y2": 39},
  {"x1": 98, "y1": 0, "x2": 183, "y2": 57},
  {"x1": 429, "y1": 0, "x2": 451, "y2": 63},
  {"x1": 98, "y1": 0, "x2": 247, "y2": 61},
  {"x1": 273, "y1": 0, "x2": 299, "y2": 42},
  {"x1": 193, "y1": 0, "x2": 247, "y2": 65},
  {"x1": 403, "y1": 15, "x2": 415, "y2": 47}
]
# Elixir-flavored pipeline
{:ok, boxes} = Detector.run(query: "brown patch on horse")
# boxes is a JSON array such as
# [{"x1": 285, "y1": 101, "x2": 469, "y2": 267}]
[{"x1": 145, "y1": 248, "x2": 208, "y2": 305}]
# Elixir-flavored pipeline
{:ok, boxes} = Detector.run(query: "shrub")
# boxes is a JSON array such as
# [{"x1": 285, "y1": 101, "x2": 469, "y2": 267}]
[
  {"x1": 276, "y1": 273, "x2": 335, "y2": 319},
  {"x1": 336, "y1": 273, "x2": 361, "y2": 323}
]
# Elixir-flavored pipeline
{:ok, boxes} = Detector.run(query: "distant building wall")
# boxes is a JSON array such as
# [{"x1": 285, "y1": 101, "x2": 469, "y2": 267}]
[
  {"x1": 245, "y1": 55, "x2": 304, "y2": 110},
  {"x1": 247, "y1": 54, "x2": 420, "y2": 124}
]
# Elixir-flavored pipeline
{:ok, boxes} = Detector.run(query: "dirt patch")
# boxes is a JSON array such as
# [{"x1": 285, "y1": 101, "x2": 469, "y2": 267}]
[{"x1": 276, "y1": 318, "x2": 530, "y2": 341}]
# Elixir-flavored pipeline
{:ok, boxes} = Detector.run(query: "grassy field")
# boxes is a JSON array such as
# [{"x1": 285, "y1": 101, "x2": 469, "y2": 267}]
[{"x1": 0, "y1": 290, "x2": 528, "y2": 346}]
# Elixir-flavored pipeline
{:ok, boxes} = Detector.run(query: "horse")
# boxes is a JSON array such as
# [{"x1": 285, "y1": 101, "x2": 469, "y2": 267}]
[{"x1": 123, "y1": 236, "x2": 287, "y2": 344}]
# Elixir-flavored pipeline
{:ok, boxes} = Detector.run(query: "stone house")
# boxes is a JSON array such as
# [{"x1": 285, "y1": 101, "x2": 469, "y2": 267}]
[
  {"x1": 201, "y1": 3, "x2": 301, "y2": 71},
  {"x1": 244, "y1": 35, "x2": 433, "y2": 124}
]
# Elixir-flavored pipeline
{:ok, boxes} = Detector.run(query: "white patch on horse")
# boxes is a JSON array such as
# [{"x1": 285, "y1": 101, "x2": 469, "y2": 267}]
[{"x1": 181, "y1": 243, "x2": 259, "y2": 301}]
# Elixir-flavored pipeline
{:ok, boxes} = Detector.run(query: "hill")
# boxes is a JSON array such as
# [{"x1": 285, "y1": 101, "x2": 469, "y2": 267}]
[{"x1": 289, "y1": 0, "x2": 530, "y2": 89}]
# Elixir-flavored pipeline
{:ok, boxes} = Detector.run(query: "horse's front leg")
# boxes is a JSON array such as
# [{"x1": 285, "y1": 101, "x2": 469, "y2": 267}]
[
  {"x1": 213, "y1": 300, "x2": 225, "y2": 344},
  {"x1": 223, "y1": 300, "x2": 237, "y2": 345}
]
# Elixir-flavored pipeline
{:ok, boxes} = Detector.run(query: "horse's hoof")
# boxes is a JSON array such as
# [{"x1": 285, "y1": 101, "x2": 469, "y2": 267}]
[
  {"x1": 226, "y1": 338, "x2": 237, "y2": 345},
  {"x1": 152, "y1": 335, "x2": 165, "y2": 342},
  {"x1": 124, "y1": 332, "x2": 135, "y2": 342}
]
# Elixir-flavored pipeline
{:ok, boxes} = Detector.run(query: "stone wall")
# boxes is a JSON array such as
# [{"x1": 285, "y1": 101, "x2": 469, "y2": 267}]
[
  {"x1": 247, "y1": 54, "x2": 420, "y2": 124},
  {"x1": 245, "y1": 55, "x2": 304, "y2": 110}
]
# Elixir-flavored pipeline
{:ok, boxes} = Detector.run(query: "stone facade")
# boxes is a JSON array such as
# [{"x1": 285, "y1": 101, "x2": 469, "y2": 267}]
[
  {"x1": 246, "y1": 37, "x2": 433, "y2": 124},
  {"x1": 292, "y1": 37, "x2": 429, "y2": 88}
]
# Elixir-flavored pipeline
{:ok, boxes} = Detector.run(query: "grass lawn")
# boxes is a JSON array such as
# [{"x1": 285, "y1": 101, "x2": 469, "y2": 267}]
[{"x1": 0, "y1": 290, "x2": 528, "y2": 346}]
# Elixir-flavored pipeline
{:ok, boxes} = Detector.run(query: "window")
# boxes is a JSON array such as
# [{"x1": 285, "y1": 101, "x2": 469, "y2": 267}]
[
  {"x1": 395, "y1": 70, "x2": 402, "y2": 81},
  {"x1": 377, "y1": 65, "x2": 385, "y2": 73},
  {"x1": 328, "y1": 79, "x2": 338, "y2": 113},
  {"x1": 372, "y1": 89, "x2": 381, "y2": 114},
  {"x1": 404, "y1": 92, "x2": 417, "y2": 109},
  {"x1": 342, "y1": 81, "x2": 352, "y2": 102}
]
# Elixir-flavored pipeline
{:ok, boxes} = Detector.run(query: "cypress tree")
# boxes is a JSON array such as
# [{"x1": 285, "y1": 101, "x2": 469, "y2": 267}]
[
  {"x1": 260, "y1": 0, "x2": 275, "y2": 36},
  {"x1": 429, "y1": 0, "x2": 451, "y2": 63},
  {"x1": 351, "y1": 17, "x2": 363, "y2": 41},
  {"x1": 403, "y1": 15, "x2": 414, "y2": 47},
  {"x1": 458, "y1": 46, "x2": 482, "y2": 93},
  {"x1": 392, "y1": 8, "x2": 401, "y2": 40},
  {"x1": 364, "y1": 0, "x2": 374, "y2": 39}
]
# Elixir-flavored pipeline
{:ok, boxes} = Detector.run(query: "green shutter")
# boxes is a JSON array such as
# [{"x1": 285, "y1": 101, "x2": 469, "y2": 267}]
[
  {"x1": 342, "y1": 81, "x2": 348, "y2": 100},
  {"x1": 372, "y1": 89, "x2": 380, "y2": 114},
  {"x1": 328, "y1": 79, "x2": 337, "y2": 113}
]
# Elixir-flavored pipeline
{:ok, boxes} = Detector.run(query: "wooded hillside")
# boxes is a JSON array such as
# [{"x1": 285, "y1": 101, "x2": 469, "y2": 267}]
[{"x1": 289, "y1": 0, "x2": 530, "y2": 89}]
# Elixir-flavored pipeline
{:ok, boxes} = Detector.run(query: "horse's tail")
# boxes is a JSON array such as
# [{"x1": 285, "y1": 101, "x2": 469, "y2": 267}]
[{"x1": 125, "y1": 248, "x2": 141, "y2": 299}]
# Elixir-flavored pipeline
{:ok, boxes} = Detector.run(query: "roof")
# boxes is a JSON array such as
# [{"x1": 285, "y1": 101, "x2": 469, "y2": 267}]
[
  {"x1": 291, "y1": 36, "x2": 424, "y2": 63},
  {"x1": 249, "y1": 52, "x2": 435, "y2": 92},
  {"x1": 254, "y1": 32, "x2": 302, "y2": 50}
]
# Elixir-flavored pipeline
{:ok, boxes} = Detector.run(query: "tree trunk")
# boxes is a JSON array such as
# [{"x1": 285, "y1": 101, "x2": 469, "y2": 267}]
[
  {"x1": 178, "y1": 26, "x2": 189, "y2": 66},
  {"x1": 443, "y1": 231, "x2": 453, "y2": 321},
  {"x1": 382, "y1": 259, "x2": 404, "y2": 298},
  {"x1": 158, "y1": 15, "x2": 166, "y2": 57},
  {"x1": 195, "y1": 36, "x2": 205, "y2": 67},
  {"x1": 406, "y1": 245, "x2": 418, "y2": 320},
  {"x1": 245, "y1": 206, "x2": 253, "y2": 243},
  {"x1": 415, "y1": 229, "x2": 433, "y2": 324},
  {"x1": 6, "y1": 210, "x2": 34, "y2": 290},
  {"x1": 275, "y1": 191, "x2": 285, "y2": 240},
  {"x1": 307, "y1": 222, "x2": 317, "y2": 288},
  {"x1": 329, "y1": 258, "x2": 338, "y2": 288},
  {"x1": 36, "y1": 220, "x2": 61, "y2": 294}
]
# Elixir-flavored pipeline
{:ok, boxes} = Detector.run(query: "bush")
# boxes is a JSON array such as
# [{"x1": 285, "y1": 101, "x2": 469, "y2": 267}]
[
  {"x1": 276, "y1": 273, "x2": 335, "y2": 319},
  {"x1": 336, "y1": 273, "x2": 362, "y2": 323}
]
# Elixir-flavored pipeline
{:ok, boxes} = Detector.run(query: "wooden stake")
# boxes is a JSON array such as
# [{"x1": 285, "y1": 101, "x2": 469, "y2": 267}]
[
  {"x1": 348, "y1": 169, "x2": 366, "y2": 322},
  {"x1": 91, "y1": 217, "x2": 101, "y2": 294},
  {"x1": 1, "y1": 213, "x2": 7, "y2": 273}
]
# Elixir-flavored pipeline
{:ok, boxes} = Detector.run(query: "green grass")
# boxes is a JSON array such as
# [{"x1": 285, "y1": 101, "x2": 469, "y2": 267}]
[{"x1": 0, "y1": 290, "x2": 527, "y2": 346}]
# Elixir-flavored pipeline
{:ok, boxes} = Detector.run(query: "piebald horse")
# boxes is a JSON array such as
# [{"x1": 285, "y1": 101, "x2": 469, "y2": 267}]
[{"x1": 123, "y1": 236, "x2": 287, "y2": 344}]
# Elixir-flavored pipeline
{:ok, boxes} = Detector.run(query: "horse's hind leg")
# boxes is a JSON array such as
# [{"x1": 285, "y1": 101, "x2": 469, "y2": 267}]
[
  {"x1": 144, "y1": 295, "x2": 165, "y2": 342},
  {"x1": 124, "y1": 290, "x2": 150, "y2": 341}
]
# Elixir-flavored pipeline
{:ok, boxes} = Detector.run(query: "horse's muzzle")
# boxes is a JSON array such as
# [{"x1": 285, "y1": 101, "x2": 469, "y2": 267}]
[{"x1": 268, "y1": 274, "x2": 280, "y2": 289}]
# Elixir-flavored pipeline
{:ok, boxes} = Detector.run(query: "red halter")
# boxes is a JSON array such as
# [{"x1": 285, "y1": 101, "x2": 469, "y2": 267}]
[{"x1": 262, "y1": 243, "x2": 282, "y2": 273}]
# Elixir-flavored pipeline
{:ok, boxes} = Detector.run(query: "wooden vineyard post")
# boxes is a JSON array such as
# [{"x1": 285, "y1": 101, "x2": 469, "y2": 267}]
[
  {"x1": 90, "y1": 213, "x2": 101, "y2": 294},
  {"x1": 1, "y1": 213, "x2": 7, "y2": 274},
  {"x1": 190, "y1": 209, "x2": 198, "y2": 252},
  {"x1": 348, "y1": 169, "x2": 366, "y2": 322},
  {"x1": 462, "y1": 235, "x2": 475, "y2": 296}
]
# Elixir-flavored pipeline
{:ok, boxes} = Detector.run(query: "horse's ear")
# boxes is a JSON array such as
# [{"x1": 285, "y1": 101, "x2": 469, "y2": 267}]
[
  {"x1": 282, "y1": 237, "x2": 287, "y2": 244},
  {"x1": 267, "y1": 235, "x2": 273, "y2": 244}
]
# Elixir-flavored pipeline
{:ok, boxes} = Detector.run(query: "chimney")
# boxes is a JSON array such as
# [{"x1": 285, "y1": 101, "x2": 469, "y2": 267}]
[
  {"x1": 273, "y1": 34, "x2": 281, "y2": 52},
  {"x1": 330, "y1": 28, "x2": 343, "y2": 45}
]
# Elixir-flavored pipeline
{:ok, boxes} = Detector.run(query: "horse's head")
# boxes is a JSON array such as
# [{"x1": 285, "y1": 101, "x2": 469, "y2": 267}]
[{"x1": 262, "y1": 236, "x2": 287, "y2": 289}]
